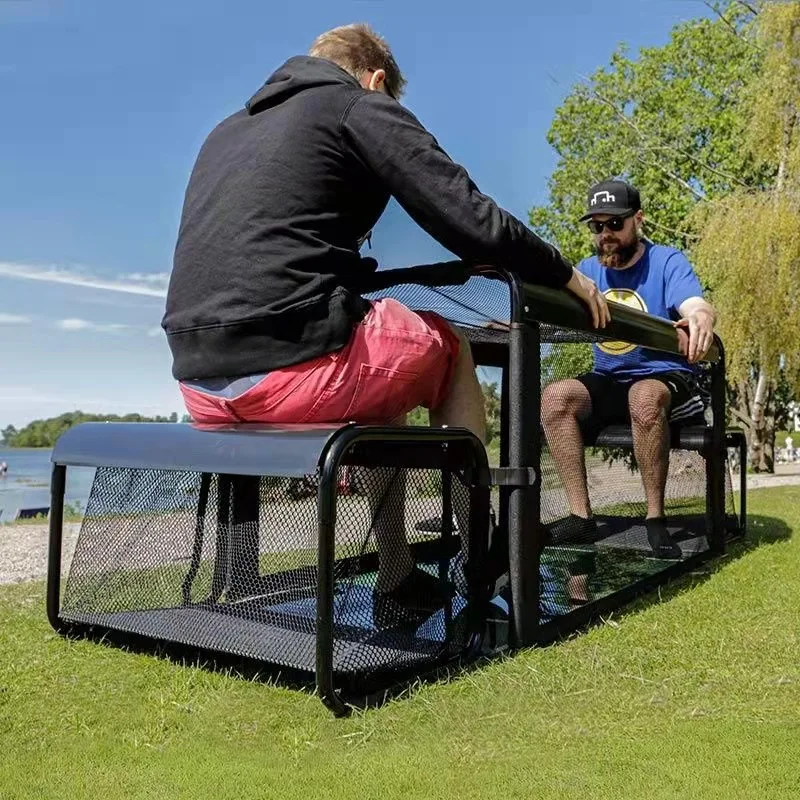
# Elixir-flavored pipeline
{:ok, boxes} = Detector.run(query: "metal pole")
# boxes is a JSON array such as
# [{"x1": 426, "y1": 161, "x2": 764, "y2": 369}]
[
  {"x1": 316, "y1": 443, "x2": 348, "y2": 717},
  {"x1": 47, "y1": 464, "x2": 67, "y2": 631},
  {"x1": 507, "y1": 319, "x2": 541, "y2": 646},
  {"x1": 707, "y1": 339, "x2": 727, "y2": 554}
]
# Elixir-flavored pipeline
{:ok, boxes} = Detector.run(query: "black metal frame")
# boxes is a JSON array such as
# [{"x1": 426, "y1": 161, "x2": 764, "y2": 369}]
[
  {"x1": 46, "y1": 262, "x2": 746, "y2": 713},
  {"x1": 47, "y1": 422, "x2": 489, "y2": 717},
  {"x1": 315, "y1": 425, "x2": 489, "y2": 714},
  {"x1": 726, "y1": 428, "x2": 747, "y2": 536},
  {"x1": 508, "y1": 270, "x2": 735, "y2": 643}
]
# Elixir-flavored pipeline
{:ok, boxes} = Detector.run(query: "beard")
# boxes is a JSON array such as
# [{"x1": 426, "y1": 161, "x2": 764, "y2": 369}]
[{"x1": 595, "y1": 234, "x2": 640, "y2": 268}]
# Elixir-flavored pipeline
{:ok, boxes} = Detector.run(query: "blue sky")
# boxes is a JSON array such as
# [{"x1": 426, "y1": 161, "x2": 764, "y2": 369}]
[{"x1": 0, "y1": 0, "x2": 711, "y2": 428}]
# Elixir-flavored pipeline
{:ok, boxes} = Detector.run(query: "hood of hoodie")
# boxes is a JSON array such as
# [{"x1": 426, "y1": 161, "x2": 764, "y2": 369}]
[{"x1": 245, "y1": 56, "x2": 361, "y2": 115}]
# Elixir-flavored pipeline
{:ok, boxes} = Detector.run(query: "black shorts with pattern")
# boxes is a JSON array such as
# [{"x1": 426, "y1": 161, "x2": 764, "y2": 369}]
[{"x1": 575, "y1": 370, "x2": 707, "y2": 441}]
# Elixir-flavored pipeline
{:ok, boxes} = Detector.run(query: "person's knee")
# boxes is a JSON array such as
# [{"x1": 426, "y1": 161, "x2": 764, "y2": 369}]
[
  {"x1": 628, "y1": 382, "x2": 670, "y2": 428},
  {"x1": 428, "y1": 320, "x2": 483, "y2": 418},
  {"x1": 441, "y1": 322, "x2": 479, "y2": 393},
  {"x1": 542, "y1": 380, "x2": 589, "y2": 425},
  {"x1": 446, "y1": 322, "x2": 474, "y2": 367}
]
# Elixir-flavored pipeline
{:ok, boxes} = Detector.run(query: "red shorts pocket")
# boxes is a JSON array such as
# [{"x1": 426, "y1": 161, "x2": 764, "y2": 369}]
[{"x1": 341, "y1": 364, "x2": 420, "y2": 424}]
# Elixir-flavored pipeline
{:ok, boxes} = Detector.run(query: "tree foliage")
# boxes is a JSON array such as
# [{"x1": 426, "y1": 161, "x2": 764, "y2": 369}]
[
  {"x1": 541, "y1": 343, "x2": 594, "y2": 387},
  {"x1": 1, "y1": 425, "x2": 18, "y2": 446},
  {"x1": 692, "y1": 0, "x2": 800, "y2": 392},
  {"x1": 529, "y1": 1, "x2": 763, "y2": 264},
  {"x1": 742, "y1": 0, "x2": 800, "y2": 182},
  {"x1": 3, "y1": 411, "x2": 180, "y2": 448},
  {"x1": 407, "y1": 381, "x2": 501, "y2": 444},
  {"x1": 690, "y1": 1, "x2": 800, "y2": 470},
  {"x1": 691, "y1": 193, "x2": 800, "y2": 389}
]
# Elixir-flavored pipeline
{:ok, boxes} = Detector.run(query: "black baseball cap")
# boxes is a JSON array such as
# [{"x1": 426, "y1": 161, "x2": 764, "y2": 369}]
[{"x1": 579, "y1": 179, "x2": 641, "y2": 221}]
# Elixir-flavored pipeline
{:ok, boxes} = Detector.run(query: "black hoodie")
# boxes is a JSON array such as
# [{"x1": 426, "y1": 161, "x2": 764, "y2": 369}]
[{"x1": 162, "y1": 56, "x2": 573, "y2": 380}]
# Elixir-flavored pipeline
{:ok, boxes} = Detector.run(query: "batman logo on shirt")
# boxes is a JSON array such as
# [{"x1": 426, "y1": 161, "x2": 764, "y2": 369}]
[{"x1": 598, "y1": 288, "x2": 647, "y2": 355}]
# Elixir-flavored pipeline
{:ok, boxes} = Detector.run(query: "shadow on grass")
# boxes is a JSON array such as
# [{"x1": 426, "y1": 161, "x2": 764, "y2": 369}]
[
  {"x1": 51, "y1": 511, "x2": 791, "y2": 717},
  {"x1": 593, "y1": 511, "x2": 791, "y2": 619},
  {"x1": 348, "y1": 510, "x2": 794, "y2": 712}
]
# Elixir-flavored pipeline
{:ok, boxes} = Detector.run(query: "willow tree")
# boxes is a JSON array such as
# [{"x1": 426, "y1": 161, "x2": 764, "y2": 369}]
[{"x1": 692, "y1": 1, "x2": 800, "y2": 471}]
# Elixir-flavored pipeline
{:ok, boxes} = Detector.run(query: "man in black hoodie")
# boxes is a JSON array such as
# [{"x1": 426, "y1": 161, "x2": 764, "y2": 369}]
[{"x1": 163, "y1": 23, "x2": 609, "y2": 622}]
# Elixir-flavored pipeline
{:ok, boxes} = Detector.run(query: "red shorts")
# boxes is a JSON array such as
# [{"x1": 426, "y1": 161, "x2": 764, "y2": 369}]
[{"x1": 179, "y1": 298, "x2": 461, "y2": 424}]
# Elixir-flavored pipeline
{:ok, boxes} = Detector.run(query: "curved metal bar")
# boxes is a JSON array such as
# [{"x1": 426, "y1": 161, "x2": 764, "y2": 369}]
[
  {"x1": 46, "y1": 464, "x2": 67, "y2": 632},
  {"x1": 523, "y1": 282, "x2": 720, "y2": 363},
  {"x1": 51, "y1": 421, "x2": 345, "y2": 477},
  {"x1": 315, "y1": 431, "x2": 350, "y2": 717},
  {"x1": 708, "y1": 334, "x2": 727, "y2": 553},
  {"x1": 313, "y1": 423, "x2": 490, "y2": 717},
  {"x1": 357, "y1": 263, "x2": 717, "y2": 362}
]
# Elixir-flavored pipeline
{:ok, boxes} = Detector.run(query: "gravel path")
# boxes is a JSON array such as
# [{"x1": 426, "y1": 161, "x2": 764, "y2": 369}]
[
  {"x1": 2, "y1": 469, "x2": 798, "y2": 586},
  {"x1": 0, "y1": 521, "x2": 81, "y2": 585}
]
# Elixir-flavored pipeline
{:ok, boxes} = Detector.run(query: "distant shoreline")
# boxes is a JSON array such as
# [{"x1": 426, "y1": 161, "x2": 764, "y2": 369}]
[{"x1": 0, "y1": 446, "x2": 52, "y2": 450}]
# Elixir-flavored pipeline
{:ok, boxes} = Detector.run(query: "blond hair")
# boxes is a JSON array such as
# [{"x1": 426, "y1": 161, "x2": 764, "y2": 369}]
[{"x1": 308, "y1": 23, "x2": 406, "y2": 100}]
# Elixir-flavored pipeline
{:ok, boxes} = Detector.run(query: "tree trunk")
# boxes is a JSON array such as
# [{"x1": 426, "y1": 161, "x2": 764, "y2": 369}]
[
  {"x1": 763, "y1": 403, "x2": 776, "y2": 472},
  {"x1": 748, "y1": 367, "x2": 775, "y2": 473}
]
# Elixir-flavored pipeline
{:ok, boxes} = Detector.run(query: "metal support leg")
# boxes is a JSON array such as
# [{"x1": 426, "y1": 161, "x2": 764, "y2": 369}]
[
  {"x1": 47, "y1": 464, "x2": 67, "y2": 631},
  {"x1": 228, "y1": 475, "x2": 262, "y2": 597},
  {"x1": 182, "y1": 472, "x2": 212, "y2": 605},
  {"x1": 440, "y1": 469, "x2": 453, "y2": 634},
  {"x1": 208, "y1": 475, "x2": 232, "y2": 603},
  {"x1": 508, "y1": 321, "x2": 541, "y2": 646},
  {"x1": 709, "y1": 354, "x2": 727, "y2": 554}
]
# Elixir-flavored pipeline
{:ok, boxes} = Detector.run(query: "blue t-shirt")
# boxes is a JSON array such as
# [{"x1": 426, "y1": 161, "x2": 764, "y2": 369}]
[{"x1": 577, "y1": 242, "x2": 703, "y2": 379}]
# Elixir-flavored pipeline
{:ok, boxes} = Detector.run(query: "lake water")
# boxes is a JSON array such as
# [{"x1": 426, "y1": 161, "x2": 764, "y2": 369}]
[{"x1": 0, "y1": 447, "x2": 95, "y2": 521}]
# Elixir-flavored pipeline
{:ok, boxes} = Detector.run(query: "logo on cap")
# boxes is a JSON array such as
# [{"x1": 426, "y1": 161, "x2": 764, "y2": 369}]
[{"x1": 590, "y1": 190, "x2": 616, "y2": 207}]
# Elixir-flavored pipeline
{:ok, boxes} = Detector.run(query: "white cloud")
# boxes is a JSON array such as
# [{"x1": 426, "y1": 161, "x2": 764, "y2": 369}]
[
  {"x1": 0, "y1": 386, "x2": 65, "y2": 405},
  {"x1": 147, "y1": 325, "x2": 164, "y2": 337},
  {"x1": 0, "y1": 262, "x2": 169, "y2": 297},
  {"x1": 126, "y1": 272, "x2": 171, "y2": 287},
  {"x1": 57, "y1": 318, "x2": 129, "y2": 333},
  {"x1": 0, "y1": 312, "x2": 32, "y2": 324}
]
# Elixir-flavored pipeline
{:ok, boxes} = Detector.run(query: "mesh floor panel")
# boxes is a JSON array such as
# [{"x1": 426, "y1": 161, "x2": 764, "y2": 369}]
[{"x1": 60, "y1": 466, "x2": 476, "y2": 678}]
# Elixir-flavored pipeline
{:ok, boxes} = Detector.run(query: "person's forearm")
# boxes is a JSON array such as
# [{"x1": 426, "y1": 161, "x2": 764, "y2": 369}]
[{"x1": 679, "y1": 297, "x2": 716, "y2": 324}]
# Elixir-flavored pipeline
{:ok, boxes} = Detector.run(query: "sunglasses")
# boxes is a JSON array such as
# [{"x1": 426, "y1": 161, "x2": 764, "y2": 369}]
[{"x1": 587, "y1": 213, "x2": 634, "y2": 234}]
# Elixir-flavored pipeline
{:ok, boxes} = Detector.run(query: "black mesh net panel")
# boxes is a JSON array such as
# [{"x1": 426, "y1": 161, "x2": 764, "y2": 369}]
[
  {"x1": 366, "y1": 275, "x2": 511, "y2": 342},
  {"x1": 369, "y1": 273, "x2": 738, "y2": 622},
  {"x1": 60, "y1": 463, "x2": 475, "y2": 680}
]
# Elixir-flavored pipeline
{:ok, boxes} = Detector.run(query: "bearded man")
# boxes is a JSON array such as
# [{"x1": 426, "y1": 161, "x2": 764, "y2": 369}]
[{"x1": 540, "y1": 179, "x2": 716, "y2": 573}]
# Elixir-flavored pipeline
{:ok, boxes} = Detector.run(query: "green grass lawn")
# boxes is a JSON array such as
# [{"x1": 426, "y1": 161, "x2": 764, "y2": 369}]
[{"x1": 1, "y1": 487, "x2": 799, "y2": 799}]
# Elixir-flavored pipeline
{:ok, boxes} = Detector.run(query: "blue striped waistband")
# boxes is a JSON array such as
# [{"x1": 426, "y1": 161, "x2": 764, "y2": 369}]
[{"x1": 182, "y1": 373, "x2": 270, "y2": 399}]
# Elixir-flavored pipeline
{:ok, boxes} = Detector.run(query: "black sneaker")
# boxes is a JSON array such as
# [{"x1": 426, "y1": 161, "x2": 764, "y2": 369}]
[
  {"x1": 645, "y1": 518, "x2": 683, "y2": 560},
  {"x1": 545, "y1": 514, "x2": 599, "y2": 546},
  {"x1": 373, "y1": 567, "x2": 455, "y2": 630}
]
